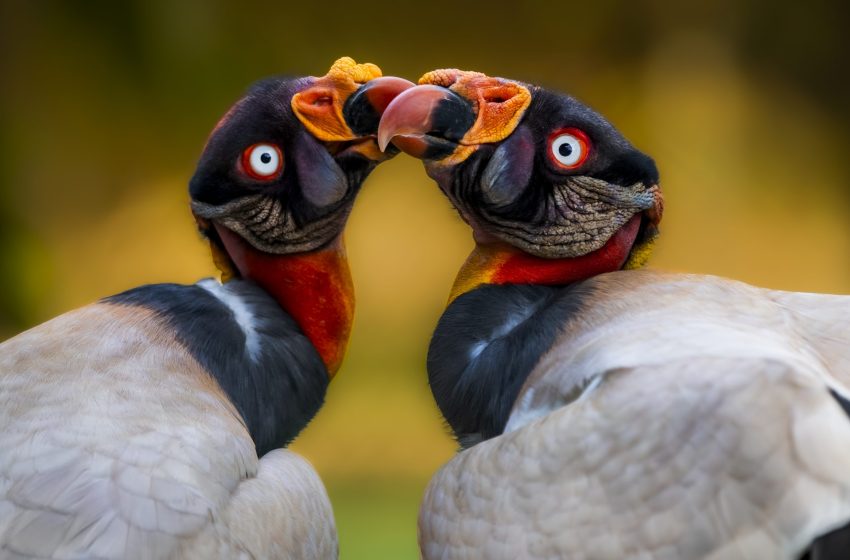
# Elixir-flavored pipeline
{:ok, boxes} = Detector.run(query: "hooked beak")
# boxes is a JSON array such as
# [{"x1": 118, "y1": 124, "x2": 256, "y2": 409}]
[
  {"x1": 377, "y1": 85, "x2": 475, "y2": 159},
  {"x1": 378, "y1": 69, "x2": 532, "y2": 164}
]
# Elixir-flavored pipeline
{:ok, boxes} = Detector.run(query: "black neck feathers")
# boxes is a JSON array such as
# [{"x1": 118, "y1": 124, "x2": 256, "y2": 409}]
[
  {"x1": 104, "y1": 279, "x2": 328, "y2": 457},
  {"x1": 427, "y1": 283, "x2": 589, "y2": 448}
]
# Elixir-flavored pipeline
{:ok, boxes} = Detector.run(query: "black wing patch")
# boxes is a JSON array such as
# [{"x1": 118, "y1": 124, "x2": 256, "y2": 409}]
[
  {"x1": 104, "y1": 280, "x2": 328, "y2": 456},
  {"x1": 801, "y1": 519, "x2": 850, "y2": 559},
  {"x1": 428, "y1": 282, "x2": 595, "y2": 448},
  {"x1": 829, "y1": 389, "x2": 850, "y2": 419}
]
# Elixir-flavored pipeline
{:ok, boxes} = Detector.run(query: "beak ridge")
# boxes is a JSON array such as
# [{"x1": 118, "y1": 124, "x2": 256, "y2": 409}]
[
  {"x1": 343, "y1": 76, "x2": 415, "y2": 136},
  {"x1": 377, "y1": 85, "x2": 476, "y2": 157}
]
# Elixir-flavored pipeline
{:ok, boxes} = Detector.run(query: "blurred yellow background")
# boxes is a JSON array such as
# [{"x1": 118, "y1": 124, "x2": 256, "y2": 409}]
[{"x1": 1, "y1": 1, "x2": 848, "y2": 558}]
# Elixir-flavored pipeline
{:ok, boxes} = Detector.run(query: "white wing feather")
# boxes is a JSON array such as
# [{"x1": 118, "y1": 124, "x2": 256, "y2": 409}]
[
  {"x1": 420, "y1": 271, "x2": 850, "y2": 560},
  {"x1": 0, "y1": 303, "x2": 336, "y2": 559}
]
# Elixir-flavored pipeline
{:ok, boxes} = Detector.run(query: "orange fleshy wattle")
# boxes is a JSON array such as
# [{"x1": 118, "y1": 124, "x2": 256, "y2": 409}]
[
  {"x1": 417, "y1": 69, "x2": 532, "y2": 148},
  {"x1": 291, "y1": 57, "x2": 383, "y2": 143},
  {"x1": 448, "y1": 214, "x2": 642, "y2": 303},
  {"x1": 215, "y1": 225, "x2": 354, "y2": 377}
]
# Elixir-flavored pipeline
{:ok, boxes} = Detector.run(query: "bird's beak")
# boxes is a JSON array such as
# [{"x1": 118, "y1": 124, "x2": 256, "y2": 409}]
[
  {"x1": 292, "y1": 57, "x2": 414, "y2": 161},
  {"x1": 378, "y1": 69, "x2": 532, "y2": 165},
  {"x1": 377, "y1": 85, "x2": 475, "y2": 159}
]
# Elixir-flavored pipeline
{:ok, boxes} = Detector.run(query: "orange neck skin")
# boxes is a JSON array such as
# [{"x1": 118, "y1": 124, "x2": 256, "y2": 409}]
[
  {"x1": 215, "y1": 225, "x2": 354, "y2": 377},
  {"x1": 449, "y1": 214, "x2": 642, "y2": 303}
]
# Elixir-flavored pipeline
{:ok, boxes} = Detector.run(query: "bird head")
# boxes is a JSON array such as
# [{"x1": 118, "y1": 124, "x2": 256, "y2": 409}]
[
  {"x1": 190, "y1": 57, "x2": 413, "y2": 376},
  {"x1": 378, "y1": 69, "x2": 664, "y2": 302}
]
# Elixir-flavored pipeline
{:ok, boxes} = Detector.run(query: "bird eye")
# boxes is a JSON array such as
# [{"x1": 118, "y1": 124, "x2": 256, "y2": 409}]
[
  {"x1": 241, "y1": 143, "x2": 283, "y2": 180},
  {"x1": 548, "y1": 128, "x2": 590, "y2": 170}
]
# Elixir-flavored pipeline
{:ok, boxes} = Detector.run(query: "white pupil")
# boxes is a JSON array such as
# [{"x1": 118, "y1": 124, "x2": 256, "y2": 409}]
[
  {"x1": 248, "y1": 144, "x2": 280, "y2": 176},
  {"x1": 551, "y1": 134, "x2": 583, "y2": 166}
]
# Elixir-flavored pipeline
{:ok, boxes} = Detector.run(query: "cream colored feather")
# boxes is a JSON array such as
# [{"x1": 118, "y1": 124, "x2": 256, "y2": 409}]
[
  {"x1": 420, "y1": 270, "x2": 850, "y2": 560},
  {"x1": 0, "y1": 303, "x2": 337, "y2": 559}
]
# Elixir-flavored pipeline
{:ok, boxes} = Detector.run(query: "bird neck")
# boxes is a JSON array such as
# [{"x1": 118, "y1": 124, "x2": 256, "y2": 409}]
[
  {"x1": 449, "y1": 214, "x2": 641, "y2": 302},
  {"x1": 215, "y1": 225, "x2": 354, "y2": 376},
  {"x1": 104, "y1": 280, "x2": 329, "y2": 455},
  {"x1": 428, "y1": 283, "x2": 586, "y2": 448}
]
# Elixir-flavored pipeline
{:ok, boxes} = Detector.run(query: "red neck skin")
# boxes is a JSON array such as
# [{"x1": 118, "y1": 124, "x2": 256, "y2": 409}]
[
  {"x1": 449, "y1": 214, "x2": 642, "y2": 302},
  {"x1": 215, "y1": 225, "x2": 354, "y2": 377}
]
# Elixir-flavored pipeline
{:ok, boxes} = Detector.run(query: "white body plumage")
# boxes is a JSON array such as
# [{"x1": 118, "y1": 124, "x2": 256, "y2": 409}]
[
  {"x1": 420, "y1": 270, "x2": 850, "y2": 559},
  {"x1": 0, "y1": 288, "x2": 337, "y2": 559}
]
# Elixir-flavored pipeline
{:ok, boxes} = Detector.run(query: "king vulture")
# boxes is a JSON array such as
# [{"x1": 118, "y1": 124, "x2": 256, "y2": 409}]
[
  {"x1": 0, "y1": 58, "x2": 411, "y2": 559},
  {"x1": 379, "y1": 69, "x2": 850, "y2": 559}
]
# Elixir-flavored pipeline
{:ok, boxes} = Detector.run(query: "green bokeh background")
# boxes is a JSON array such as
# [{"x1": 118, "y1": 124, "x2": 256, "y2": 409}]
[{"x1": 1, "y1": 1, "x2": 848, "y2": 558}]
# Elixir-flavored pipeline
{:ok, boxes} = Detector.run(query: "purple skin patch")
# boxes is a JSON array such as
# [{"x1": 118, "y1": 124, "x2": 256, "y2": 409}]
[
  {"x1": 291, "y1": 127, "x2": 349, "y2": 208},
  {"x1": 480, "y1": 125, "x2": 535, "y2": 207}
]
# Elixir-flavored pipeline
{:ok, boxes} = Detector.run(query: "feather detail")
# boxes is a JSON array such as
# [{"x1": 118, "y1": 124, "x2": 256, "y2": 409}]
[{"x1": 422, "y1": 270, "x2": 850, "y2": 559}]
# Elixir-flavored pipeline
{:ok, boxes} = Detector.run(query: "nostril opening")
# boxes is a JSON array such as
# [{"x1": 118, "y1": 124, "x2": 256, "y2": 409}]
[
  {"x1": 313, "y1": 96, "x2": 334, "y2": 106},
  {"x1": 481, "y1": 84, "x2": 517, "y2": 104}
]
